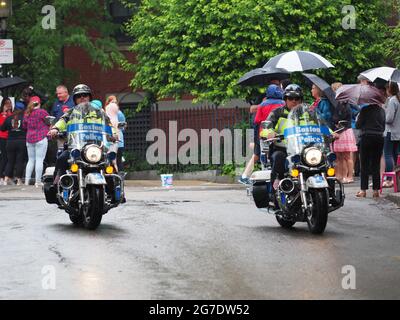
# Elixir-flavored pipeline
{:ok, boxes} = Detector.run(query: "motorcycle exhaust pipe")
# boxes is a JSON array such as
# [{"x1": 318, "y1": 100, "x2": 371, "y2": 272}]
[
  {"x1": 279, "y1": 178, "x2": 295, "y2": 194},
  {"x1": 60, "y1": 175, "x2": 74, "y2": 190}
]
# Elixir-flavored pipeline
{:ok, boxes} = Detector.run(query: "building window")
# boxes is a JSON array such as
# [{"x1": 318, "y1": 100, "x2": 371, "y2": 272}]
[{"x1": 108, "y1": 0, "x2": 138, "y2": 43}]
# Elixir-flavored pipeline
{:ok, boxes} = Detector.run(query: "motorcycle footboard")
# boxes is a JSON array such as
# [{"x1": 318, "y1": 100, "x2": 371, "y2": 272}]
[{"x1": 327, "y1": 177, "x2": 345, "y2": 213}]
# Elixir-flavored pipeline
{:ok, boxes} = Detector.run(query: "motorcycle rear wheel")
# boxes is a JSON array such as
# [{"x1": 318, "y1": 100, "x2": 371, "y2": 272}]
[
  {"x1": 307, "y1": 189, "x2": 328, "y2": 234},
  {"x1": 82, "y1": 186, "x2": 104, "y2": 230}
]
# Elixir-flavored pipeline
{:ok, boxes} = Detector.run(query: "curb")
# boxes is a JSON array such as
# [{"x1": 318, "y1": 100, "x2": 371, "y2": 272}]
[{"x1": 385, "y1": 194, "x2": 400, "y2": 207}]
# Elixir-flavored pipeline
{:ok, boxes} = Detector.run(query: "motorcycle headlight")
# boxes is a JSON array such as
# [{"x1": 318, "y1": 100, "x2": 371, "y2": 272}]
[
  {"x1": 84, "y1": 145, "x2": 102, "y2": 163},
  {"x1": 303, "y1": 147, "x2": 323, "y2": 167}
]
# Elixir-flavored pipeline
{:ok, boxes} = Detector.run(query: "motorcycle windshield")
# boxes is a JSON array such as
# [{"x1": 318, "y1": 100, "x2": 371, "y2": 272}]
[
  {"x1": 284, "y1": 104, "x2": 331, "y2": 156},
  {"x1": 66, "y1": 103, "x2": 113, "y2": 150}
]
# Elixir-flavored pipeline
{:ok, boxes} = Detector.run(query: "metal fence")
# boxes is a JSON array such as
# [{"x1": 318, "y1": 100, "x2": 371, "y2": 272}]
[{"x1": 122, "y1": 104, "x2": 250, "y2": 161}]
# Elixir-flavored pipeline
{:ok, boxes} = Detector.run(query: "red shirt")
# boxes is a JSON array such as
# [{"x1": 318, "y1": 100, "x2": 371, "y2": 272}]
[{"x1": 0, "y1": 111, "x2": 11, "y2": 139}]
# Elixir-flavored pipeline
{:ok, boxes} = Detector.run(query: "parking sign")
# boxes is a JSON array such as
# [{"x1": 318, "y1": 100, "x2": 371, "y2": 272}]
[{"x1": 0, "y1": 39, "x2": 13, "y2": 64}]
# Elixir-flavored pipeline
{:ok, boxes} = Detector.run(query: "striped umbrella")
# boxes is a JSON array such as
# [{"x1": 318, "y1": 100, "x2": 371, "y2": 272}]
[
  {"x1": 263, "y1": 50, "x2": 334, "y2": 72},
  {"x1": 359, "y1": 67, "x2": 400, "y2": 83}
]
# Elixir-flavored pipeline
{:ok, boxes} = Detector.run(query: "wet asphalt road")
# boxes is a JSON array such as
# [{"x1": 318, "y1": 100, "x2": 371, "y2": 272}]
[{"x1": 1, "y1": 183, "x2": 400, "y2": 300}]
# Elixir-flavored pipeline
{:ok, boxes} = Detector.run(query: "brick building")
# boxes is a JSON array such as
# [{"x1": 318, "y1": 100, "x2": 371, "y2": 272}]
[{"x1": 63, "y1": 1, "x2": 249, "y2": 160}]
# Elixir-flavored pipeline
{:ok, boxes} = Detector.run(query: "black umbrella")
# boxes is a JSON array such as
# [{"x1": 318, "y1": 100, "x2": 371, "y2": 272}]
[
  {"x1": 237, "y1": 67, "x2": 290, "y2": 86},
  {"x1": 0, "y1": 76, "x2": 27, "y2": 90},
  {"x1": 302, "y1": 73, "x2": 337, "y2": 107}
]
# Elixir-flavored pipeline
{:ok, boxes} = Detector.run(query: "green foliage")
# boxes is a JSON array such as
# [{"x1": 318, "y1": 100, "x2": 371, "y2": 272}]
[
  {"x1": 7, "y1": 0, "x2": 125, "y2": 99},
  {"x1": 126, "y1": 0, "x2": 390, "y2": 105},
  {"x1": 385, "y1": 1, "x2": 400, "y2": 67}
]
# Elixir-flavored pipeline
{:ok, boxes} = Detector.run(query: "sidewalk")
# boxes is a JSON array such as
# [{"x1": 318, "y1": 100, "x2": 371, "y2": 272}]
[{"x1": 0, "y1": 180, "x2": 245, "y2": 199}]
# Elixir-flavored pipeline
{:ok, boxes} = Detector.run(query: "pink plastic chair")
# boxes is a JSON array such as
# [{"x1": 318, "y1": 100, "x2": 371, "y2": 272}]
[{"x1": 380, "y1": 155, "x2": 400, "y2": 194}]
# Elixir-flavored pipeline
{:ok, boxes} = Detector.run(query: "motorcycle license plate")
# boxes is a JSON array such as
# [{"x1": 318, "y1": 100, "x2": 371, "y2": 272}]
[{"x1": 85, "y1": 173, "x2": 107, "y2": 185}]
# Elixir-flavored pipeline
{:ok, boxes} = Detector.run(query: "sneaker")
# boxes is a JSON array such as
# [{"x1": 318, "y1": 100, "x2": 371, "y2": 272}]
[
  {"x1": 16, "y1": 179, "x2": 23, "y2": 186},
  {"x1": 35, "y1": 182, "x2": 44, "y2": 188},
  {"x1": 238, "y1": 177, "x2": 250, "y2": 185}
]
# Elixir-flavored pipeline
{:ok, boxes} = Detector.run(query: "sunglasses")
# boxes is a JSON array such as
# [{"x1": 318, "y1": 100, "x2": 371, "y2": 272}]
[
  {"x1": 287, "y1": 97, "x2": 301, "y2": 101},
  {"x1": 75, "y1": 93, "x2": 89, "y2": 98}
]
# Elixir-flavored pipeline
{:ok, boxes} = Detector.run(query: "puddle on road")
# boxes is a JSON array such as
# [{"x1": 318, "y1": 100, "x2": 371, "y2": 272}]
[{"x1": 128, "y1": 200, "x2": 199, "y2": 207}]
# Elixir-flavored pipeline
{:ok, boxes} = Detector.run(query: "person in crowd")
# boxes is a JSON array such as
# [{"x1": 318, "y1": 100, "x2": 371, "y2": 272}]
[
  {"x1": 310, "y1": 84, "x2": 333, "y2": 129},
  {"x1": 238, "y1": 105, "x2": 258, "y2": 185},
  {"x1": 23, "y1": 96, "x2": 50, "y2": 187},
  {"x1": 117, "y1": 107, "x2": 127, "y2": 172},
  {"x1": 331, "y1": 102, "x2": 357, "y2": 183},
  {"x1": 0, "y1": 102, "x2": 27, "y2": 185},
  {"x1": 20, "y1": 86, "x2": 48, "y2": 109},
  {"x1": 330, "y1": 82, "x2": 357, "y2": 184},
  {"x1": 51, "y1": 85, "x2": 75, "y2": 121},
  {"x1": 105, "y1": 96, "x2": 121, "y2": 171},
  {"x1": 382, "y1": 81, "x2": 400, "y2": 188},
  {"x1": 0, "y1": 97, "x2": 13, "y2": 185},
  {"x1": 355, "y1": 102, "x2": 386, "y2": 198},
  {"x1": 46, "y1": 85, "x2": 75, "y2": 167},
  {"x1": 357, "y1": 74, "x2": 373, "y2": 86}
]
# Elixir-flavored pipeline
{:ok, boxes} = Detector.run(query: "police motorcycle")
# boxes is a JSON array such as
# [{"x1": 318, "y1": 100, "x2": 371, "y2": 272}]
[
  {"x1": 249, "y1": 104, "x2": 345, "y2": 234},
  {"x1": 42, "y1": 103, "x2": 125, "y2": 230}
]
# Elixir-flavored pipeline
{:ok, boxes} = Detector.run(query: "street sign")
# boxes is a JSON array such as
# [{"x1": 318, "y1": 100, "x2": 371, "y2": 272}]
[{"x1": 0, "y1": 39, "x2": 13, "y2": 64}]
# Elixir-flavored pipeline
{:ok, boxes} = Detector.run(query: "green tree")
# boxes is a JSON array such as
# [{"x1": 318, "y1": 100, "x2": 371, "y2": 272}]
[
  {"x1": 6, "y1": 0, "x2": 124, "y2": 100},
  {"x1": 126, "y1": 0, "x2": 390, "y2": 104}
]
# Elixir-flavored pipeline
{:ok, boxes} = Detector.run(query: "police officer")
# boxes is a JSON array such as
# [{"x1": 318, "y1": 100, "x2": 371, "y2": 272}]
[
  {"x1": 48, "y1": 84, "x2": 116, "y2": 183},
  {"x1": 260, "y1": 84, "x2": 305, "y2": 189}
]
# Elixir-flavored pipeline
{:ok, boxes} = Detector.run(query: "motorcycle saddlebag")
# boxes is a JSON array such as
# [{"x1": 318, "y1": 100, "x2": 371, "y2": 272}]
[{"x1": 43, "y1": 183, "x2": 58, "y2": 204}]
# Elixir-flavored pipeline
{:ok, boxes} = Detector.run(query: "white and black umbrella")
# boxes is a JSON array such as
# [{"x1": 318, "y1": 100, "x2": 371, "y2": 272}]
[
  {"x1": 237, "y1": 67, "x2": 290, "y2": 86},
  {"x1": 359, "y1": 66, "x2": 400, "y2": 83},
  {"x1": 263, "y1": 50, "x2": 334, "y2": 72}
]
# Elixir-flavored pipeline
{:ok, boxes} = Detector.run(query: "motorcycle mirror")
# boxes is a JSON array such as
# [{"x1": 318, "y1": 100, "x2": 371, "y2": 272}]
[
  {"x1": 261, "y1": 120, "x2": 272, "y2": 129},
  {"x1": 338, "y1": 120, "x2": 349, "y2": 128},
  {"x1": 44, "y1": 116, "x2": 56, "y2": 126},
  {"x1": 118, "y1": 122, "x2": 127, "y2": 129}
]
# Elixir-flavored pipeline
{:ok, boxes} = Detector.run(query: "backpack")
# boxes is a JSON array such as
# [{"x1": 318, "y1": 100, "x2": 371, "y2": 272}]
[{"x1": 331, "y1": 101, "x2": 352, "y2": 129}]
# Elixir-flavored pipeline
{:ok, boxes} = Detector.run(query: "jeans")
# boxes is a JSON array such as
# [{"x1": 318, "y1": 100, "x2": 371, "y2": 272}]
[
  {"x1": 25, "y1": 138, "x2": 48, "y2": 184},
  {"x1": 383, "y1": 132, "x2": 400, "y2": 174},
  {"x1": 359, "y1": 135, "x2": 384, "y2": 190}
]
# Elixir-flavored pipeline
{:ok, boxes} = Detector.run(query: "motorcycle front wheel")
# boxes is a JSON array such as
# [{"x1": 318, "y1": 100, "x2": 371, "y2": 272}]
[
  {"x1": 82, "y1": 186, "x2": 105, "y2": 230},
  {"x1": 276, "y1": 215, "x2": 296, "y2": 228},
  {"x1": 307, "y1": 189, "x2": 328, "y2": 234}
]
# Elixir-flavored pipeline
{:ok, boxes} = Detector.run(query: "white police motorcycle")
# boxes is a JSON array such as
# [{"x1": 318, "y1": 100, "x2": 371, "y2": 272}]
[
  {"x1": 249, "y1": 104, "x2": 345, "y2": 234},
  {"x1": 42, "y1": 104, "x2": 125, "y2": 230}
]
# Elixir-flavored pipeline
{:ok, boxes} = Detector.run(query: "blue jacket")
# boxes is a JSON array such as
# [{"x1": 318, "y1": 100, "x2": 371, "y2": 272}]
[
  {"x1": 51, "y1": 96, "x2": 75, "y2": 121},
  {"x1": 316, "y1": 98, "x2": 333, "y2": 128}
]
